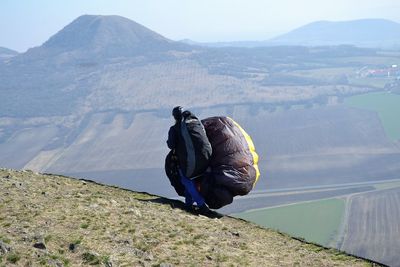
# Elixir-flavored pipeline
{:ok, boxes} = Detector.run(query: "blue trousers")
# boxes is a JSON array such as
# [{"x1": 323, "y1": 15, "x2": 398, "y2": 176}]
[{"x1": 179, "y1": 170, "x2": 205, "y2": 207}]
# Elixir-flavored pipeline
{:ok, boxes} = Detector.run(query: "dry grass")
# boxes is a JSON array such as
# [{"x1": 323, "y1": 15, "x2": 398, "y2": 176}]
[{"x1": 0, "y1": 168, "x2": 378, "y2": 266}]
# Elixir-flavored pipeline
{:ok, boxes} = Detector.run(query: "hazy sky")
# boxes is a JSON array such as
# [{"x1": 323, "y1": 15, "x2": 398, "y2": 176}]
[{"x1": 1, "y1": 0, "x2": 400, "y2": 52}]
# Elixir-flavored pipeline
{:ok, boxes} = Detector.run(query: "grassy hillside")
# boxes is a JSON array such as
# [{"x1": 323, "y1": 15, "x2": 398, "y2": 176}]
[{"x1": 0, "y1": 169, "x2": 379, "y2": 266}]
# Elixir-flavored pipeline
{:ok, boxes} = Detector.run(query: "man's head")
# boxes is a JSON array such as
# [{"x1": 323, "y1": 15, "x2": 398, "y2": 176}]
[{"x1": 172, "y1": 106, "x2": 183, "y2": 121}]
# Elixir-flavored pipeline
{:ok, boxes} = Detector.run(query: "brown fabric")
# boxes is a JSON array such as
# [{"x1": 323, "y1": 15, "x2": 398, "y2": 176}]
[{"x1": 202, "y1": 117, "x2": 256, "y2": 196}]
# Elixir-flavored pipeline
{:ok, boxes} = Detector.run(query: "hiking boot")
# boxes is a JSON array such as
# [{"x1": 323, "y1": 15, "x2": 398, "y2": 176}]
[
  {"x1": 183, "y1": 205, "x2": 196, "y2": 213},
  {"x1": 196, "y1": 205, "x2": 223, "y2": 218}
]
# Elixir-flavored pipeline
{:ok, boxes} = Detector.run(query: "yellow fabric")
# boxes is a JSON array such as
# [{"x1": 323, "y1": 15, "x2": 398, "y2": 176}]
[{"x1": 228, "y1": 117, "x2": 260, "y2": 187}]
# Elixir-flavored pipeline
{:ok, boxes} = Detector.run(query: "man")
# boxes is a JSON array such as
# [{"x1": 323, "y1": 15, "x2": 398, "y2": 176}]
[
  {"x1": 167, "y1": 106, "x2": 212, "y2": 215},
  {"x1": 165, "y1": 108, "x2": 259, "y2": 216}
]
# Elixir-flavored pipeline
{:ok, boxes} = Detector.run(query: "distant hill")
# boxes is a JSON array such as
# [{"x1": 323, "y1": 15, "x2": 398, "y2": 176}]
[
  {"x1": 0, "y1": 168, "x2": 377, "y2": 266},
  {"x1": 269, "y1": 19, "x2": 400, "y2": 48},
  {"x1": 20, "y1": 15, "x2": 190, "y2": 61},
  {"x1": 0, "y1": 47, "x2": 18, "y2": 55},
  {"x1": 186, "y1": 19, "x2": 400, "y2": 48},
  {"x1": 0, "y1": 47, "x2": 18, "y2": 60},
  {"x1": 0, "y1": 15, "x2": 194, "y2": 117}
]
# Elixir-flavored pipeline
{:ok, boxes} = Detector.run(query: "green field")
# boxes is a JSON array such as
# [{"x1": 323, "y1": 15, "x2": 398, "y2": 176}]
[
  {"x1": 234, "y1": 198, "x2": 345, "y2": 246},
  {"x1": 344, "y1": 92, "x2": 400, "y2": 140},
  {"x1": 374, "y1": 180, "x2": 400, "y2": 190},
  {"x1": 333, "y1": 56, "x2": 399, "y2": 65},
  {"x1": 292, "y1": 67, "x2": 355, "y2": 78},
  {"x1": 348, "y1": 77, "x2": 392, "y2": 88}
]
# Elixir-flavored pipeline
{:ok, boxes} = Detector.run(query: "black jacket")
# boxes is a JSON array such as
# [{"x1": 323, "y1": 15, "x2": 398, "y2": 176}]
[
  {"x1": 167, "y1": 123, "x2": 179, "y2": 150},
  {"x1": 166, "y1": 111, "x2": 212, "y2": 178}
]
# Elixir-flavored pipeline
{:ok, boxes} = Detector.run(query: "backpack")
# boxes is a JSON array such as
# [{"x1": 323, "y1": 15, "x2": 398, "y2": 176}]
[{"x1": 179, "y1": 110, "x2": 212, "y2": 179}]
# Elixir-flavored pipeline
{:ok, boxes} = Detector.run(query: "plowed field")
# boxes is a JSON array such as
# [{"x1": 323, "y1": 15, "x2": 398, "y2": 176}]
[{"x1": 340, "y1": 188, "x2": 400, "y2": 267}]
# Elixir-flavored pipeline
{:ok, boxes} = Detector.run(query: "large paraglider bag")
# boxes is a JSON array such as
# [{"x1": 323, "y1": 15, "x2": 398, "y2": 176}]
[
  {"x1": 179, "y1": 111, "x2": 212, "y2": 179},
  {"x1": 165, "y1": 150, "x2": 185, "y2": 197},
  {"x1": 200, "y1": 172, "x2": 234, "y2": 209},
  {"x1": 201, "y1": 116, "x2": 260, "y2": 197},
  {"x1": 211, "y1": 165, "x2": 256, "y2": 196}
]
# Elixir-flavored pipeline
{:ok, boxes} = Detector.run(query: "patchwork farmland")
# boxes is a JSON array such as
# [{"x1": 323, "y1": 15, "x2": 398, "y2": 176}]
[
  {"x1": 232, "y1": 179, "x2": 400, "y2": 266},
  {"x1": 339, "y1": 187, "x2": 400, "y2": 267}
]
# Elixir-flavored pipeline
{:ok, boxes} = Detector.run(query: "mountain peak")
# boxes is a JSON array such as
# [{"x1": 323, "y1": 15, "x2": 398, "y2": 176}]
[
  {"x1": 44, "y1": 15, "x2": 170, "y2": 49},
  {"x1": 6, "y1": 14, "x2": 191, "y2": 83},
  {"x1": 270, "y1": 18, "x2": 400, "y2": 47},
  {"x1": 36, "y1": 14, "x2": 181, "y2": 58}
]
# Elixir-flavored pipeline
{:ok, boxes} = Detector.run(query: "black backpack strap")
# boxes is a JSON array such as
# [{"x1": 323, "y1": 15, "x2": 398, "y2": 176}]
[{"x1": 180, "y1": 117, "x2": 196, "y2": 177}]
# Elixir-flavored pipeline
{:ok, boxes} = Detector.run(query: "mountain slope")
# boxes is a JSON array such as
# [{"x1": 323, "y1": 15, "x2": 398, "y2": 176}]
[
  {"x1": 0, "y1": 47, "x2": 18, "y2": 56},
  {"x1": 0, "y1": 15, "x2": 194, "y2": 117},
  {"x1": 270, "y1": 19, "x2": 400, "y2": 47},
  {"x1": 0, "y1": 47, "x2": 18, "y2": 61},
  {"x1": 0, "y1": 169, "x2": 379, "y2": 266},
  {"x1": 44, "y1": 15, "x2": 169, "y2": 49},
  {"x1": 18, "y1": 15, "x2": 190, "y2": 61}
]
